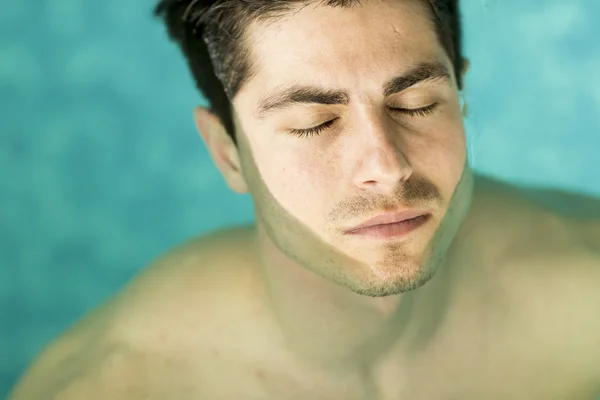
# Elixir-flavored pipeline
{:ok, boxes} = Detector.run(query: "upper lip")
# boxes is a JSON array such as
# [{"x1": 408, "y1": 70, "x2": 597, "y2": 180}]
[{"x1": 344, "y1": 210, "x2": 428, "y2": 233}]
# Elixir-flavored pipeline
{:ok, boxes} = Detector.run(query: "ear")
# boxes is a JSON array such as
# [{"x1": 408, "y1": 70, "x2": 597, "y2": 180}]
[
  {"x1": 193, "y1": 107, "x2": 249, "y2": 194},
  {"x1": 460, "y1": 57, "x2": 470, "y2": 117},
  {"x1": 461, "y1": 57, "x2": 470, "y2": 77}
]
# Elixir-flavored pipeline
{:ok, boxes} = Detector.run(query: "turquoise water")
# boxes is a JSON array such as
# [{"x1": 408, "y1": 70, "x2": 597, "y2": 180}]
[{"x1": 1, "y1": 0, "x2": 599, "y2": 396}]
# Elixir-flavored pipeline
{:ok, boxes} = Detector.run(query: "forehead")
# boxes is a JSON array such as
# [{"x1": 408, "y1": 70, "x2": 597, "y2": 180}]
[{"x1": 236, "y1": 0, "x2": 446, "y2": 102}]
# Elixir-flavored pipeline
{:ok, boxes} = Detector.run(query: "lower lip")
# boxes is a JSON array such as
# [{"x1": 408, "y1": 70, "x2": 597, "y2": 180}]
[{"x1": 344, "y1": 214, "x2": 430, "y2": 239}]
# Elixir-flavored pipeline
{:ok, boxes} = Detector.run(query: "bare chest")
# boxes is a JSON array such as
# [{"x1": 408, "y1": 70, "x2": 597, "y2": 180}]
[{"x1": 186, "y1": 323, "x2": 582, "y2": 400}]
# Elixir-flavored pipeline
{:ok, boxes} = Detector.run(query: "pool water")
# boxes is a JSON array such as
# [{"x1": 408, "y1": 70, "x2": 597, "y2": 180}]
[{"x1": 1, "y1": 0, "x2": 599, "y2": 397}]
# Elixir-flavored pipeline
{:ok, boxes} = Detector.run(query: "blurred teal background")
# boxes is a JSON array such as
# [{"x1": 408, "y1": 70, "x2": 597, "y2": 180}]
[{"x1": 1, "y1": 0, "x2": 599, "y2": 396}]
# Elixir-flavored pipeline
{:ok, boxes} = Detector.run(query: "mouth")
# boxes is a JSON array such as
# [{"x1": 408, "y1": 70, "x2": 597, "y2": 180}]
[
  {"x1": 343, "y1": 214, "x2": 431, "y2": 239},
  {"x1": 344, "y1": 210, "x2": 430, "y2": 233}
]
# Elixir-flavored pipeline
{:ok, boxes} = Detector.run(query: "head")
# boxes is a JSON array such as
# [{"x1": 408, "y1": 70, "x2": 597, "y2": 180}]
[{"x1": 155, "y1": 0, "x2": 474, "y2": 297}]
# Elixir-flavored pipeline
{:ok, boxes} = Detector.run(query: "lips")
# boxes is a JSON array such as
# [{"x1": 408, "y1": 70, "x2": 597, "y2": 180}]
[{"x1": 344, "y1": 210, "x2": 429, "y2": 233}]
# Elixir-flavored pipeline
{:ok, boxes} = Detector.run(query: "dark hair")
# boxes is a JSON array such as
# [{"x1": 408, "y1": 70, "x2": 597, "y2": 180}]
[{"x1": 154, "y1": 0, "x2": 463, "y2": 146}]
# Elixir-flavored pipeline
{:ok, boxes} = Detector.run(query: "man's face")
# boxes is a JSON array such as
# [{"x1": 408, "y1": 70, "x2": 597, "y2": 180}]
[{"x1": 230, "y1": 0, "x2": 473, "y2": 296}]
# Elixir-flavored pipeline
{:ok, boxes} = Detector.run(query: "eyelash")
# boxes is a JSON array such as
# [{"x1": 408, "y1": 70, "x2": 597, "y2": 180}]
[{"x1": 290, "y1": 103, "x2": 439, "y2": 138}]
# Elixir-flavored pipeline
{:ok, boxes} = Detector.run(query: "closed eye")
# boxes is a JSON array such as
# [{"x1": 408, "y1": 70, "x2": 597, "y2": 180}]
[
  {"x1": 289, "y1": 103, "x2": 439, "y2": 138},
  {"x1": 289, "y1": 119, "x2": 337, "y2": 138},
  {"x1": 390, "y1": 102, "x2": 439, "y2": 118}
]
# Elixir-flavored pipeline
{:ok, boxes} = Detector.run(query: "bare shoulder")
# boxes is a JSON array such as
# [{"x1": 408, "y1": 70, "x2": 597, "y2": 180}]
[
  {"x1": 477, "y1": 177, "x2": 600, "y2": 394},
  {"x1": 480, "y1": 176, "x2": 600, "y2": 316},
  {"x1": 8, "y1": 224, "x2": 268, "y2": 399},
  {"x1": 472, "y1": 175, "x2": 600, "y2": 256},
  {"x1": 109, "y1": 224, "x2": 270, "y2": 348}
]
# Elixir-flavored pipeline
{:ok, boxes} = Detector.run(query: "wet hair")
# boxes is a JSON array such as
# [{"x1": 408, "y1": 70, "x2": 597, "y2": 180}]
[{"x1": 154, "y1": 0, "x2": 463, "y2": 145}]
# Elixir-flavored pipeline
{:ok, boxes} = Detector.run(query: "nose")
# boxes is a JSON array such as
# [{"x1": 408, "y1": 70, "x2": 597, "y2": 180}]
[{"x1": 352, "y1": 118, "x2": 414, "y2": 192}]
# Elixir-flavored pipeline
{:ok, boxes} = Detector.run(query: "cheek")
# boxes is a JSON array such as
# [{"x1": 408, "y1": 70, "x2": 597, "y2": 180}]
[
  {"x1": 258, "y1": 145, "x2": 336, "y2": 211},
  {"x1": 423, "y1": 136, "x2": 465, "y2": 174},
  {"x1": 412, "y1": 123, "x2": 467, "y2": 194},
  {"x1": 420, "y1": 116, "x2": 466, "y2": 161}
]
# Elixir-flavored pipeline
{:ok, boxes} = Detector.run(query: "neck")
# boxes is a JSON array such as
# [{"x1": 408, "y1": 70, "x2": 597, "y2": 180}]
[{"x1": 251, "y1": 221, "x2": 469, "y2": 368}]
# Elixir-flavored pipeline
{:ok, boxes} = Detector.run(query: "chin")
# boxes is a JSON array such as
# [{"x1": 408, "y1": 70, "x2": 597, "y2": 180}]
[{"x1": 343, "y1": 259, "x2": 438, "y2": 297}]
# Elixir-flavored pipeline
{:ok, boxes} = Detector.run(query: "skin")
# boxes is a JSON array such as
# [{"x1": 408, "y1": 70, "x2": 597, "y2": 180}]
[
  {"x1": 216, "y1": 0, "x2": 471, "y2": 301},
  {"x1": 207, "y1": 0, "x2": 475, "y2": 365},
  {"x1": 8, "y1": 0, "x2": 600, "y2": 399}
]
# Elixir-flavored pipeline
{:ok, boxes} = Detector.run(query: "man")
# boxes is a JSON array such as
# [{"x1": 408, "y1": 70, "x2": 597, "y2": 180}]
[{"x1": 8, "y1": 0, "x2": 600, "y2": 398}]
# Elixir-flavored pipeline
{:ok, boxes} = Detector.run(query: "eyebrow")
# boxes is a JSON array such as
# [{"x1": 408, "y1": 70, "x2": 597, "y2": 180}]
[{"x1": 255, "y1": 61, "x2": 451, "y2": 119}]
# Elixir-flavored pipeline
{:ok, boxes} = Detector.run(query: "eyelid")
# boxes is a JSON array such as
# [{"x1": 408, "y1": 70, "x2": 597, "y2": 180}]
[
  {"x1": 390, "y1": 102, "x2": 439, "y2": 116},
  {"x1": 289, "y1": 103, "x2": 439, "y2": 138},
  {"x1": 289, "y1": 118, "x2": 337, "y2": 137}
]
